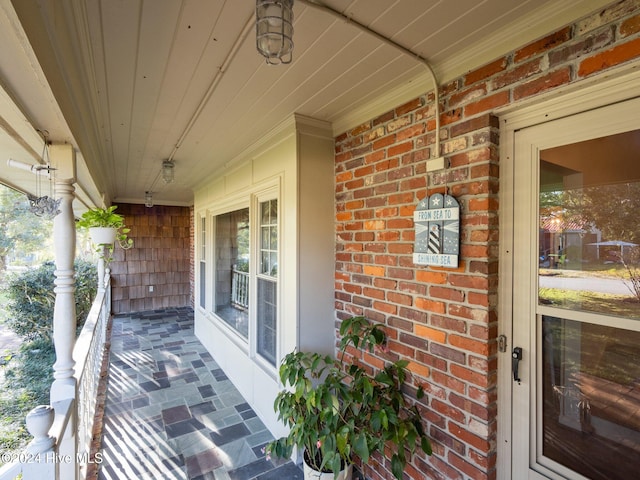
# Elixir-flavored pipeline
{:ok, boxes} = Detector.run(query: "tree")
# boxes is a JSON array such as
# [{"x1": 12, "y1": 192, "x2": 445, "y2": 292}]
[
  {"x1": 0, "y1": 185, "x2": 52, "y2": 276},
  {"x1": 562, "y1": 182, "x2": 640, "y2": 245}
]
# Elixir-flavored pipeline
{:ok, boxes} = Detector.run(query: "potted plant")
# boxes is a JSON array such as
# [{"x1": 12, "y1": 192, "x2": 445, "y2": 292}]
[
  {"x1": 76, "y1": 205, "x2": 133, "y2": 255},
  {"x1": 266, "y1": 316, "x2": 432, "y2": 480}
]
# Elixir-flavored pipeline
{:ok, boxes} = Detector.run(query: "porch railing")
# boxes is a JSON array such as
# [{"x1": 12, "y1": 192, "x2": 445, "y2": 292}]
[
  {"x1": 0, "y1": 272, "x2": 111, "y2": 480},
  {"x1": 231, "y1": 267, "x2": 249, "y2": 309}
]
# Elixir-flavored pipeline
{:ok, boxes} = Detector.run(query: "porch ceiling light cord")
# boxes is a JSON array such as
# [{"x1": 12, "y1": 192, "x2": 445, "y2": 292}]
[
  {"x1": 144, "y1": 12, "x2": 255, "y2": 201},
  {"x1": 165, "y1": 12, "x2": 255, "y2": 166},
  {"x1": 297, "y1": 0, "x2": 442, "y2": 159}
]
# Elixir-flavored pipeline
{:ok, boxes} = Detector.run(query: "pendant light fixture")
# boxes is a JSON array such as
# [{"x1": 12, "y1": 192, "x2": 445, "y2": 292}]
[
  {"x1": 162, "y1": 159, "x2": 175, "y2": 184},
  {"x1": 256, "y1": 0, "x2": 294, "y2": 65}
]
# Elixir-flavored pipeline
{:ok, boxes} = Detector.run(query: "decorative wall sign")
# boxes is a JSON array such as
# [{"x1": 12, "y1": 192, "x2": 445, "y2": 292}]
[{"x1": 413, "y1": 193, "x2": 460, "y2": 267}]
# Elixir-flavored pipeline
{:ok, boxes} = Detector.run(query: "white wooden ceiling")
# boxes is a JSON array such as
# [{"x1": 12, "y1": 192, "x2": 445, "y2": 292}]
[{"x1": 0, "y1": 0, "x2": 614, "y2": 209}]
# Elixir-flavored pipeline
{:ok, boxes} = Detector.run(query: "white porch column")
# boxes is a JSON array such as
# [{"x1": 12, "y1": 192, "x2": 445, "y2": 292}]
[
  {"x1": 49, "y1": 143, "x2": 77, "y2": 402},
  {"x1": 49, "y1": 144, "x2": 78, "y2": 480}
]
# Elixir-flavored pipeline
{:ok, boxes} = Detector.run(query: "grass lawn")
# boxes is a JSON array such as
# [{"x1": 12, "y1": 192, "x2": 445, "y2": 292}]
[{"x1": 539, "y1": 287, "x2": 640, "y2": 318}]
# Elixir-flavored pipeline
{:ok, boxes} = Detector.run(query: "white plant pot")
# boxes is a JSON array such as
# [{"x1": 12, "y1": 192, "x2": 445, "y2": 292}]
[
  {"x1": 303, "y1": 459, "x2": 352, "y2": 480},
  {"x1": 89, "y1": 227, "x2": 117, "y2": 245}
]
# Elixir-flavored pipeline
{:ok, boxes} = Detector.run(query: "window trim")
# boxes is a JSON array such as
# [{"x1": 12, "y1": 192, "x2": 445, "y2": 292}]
[
  {"x1": 197, "y1": 213, "x2": 208, "y2": 312},
  {"x1": 251, "y1": 186, "x2": 281, "y2": 372},
  {"x1": 201, "y1": 178, "x2": 281, "y2": 375}
]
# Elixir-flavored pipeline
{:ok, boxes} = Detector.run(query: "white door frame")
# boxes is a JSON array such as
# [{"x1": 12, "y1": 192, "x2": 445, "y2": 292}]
[{"x1": 497, "y1": 65, "x2": 640, "y2": 480}]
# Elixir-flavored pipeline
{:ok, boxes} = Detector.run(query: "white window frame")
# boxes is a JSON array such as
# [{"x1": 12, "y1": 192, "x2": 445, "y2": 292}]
[
  {"x1": 205, "y1": 180, "x2": 281, "y2": 374},
  {"x1": 197, "y1": 213, "x2": 208, "y2": 311},
  {"x1": 210, "y1": 199, "x2": 251, "y2": 351},
  {"x1": 251, "y1": 189, "x2": 280, "y2": 369}
]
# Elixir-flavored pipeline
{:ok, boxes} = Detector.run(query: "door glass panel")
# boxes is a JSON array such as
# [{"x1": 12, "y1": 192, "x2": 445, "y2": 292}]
[
  {"x1": 542, "y1": 316, "x2": 640, "y2": 479},
  {"x1": 538, "y1": 130, "x2": 640, "y2": 319},
  {"x1": 538, "y1": 129, "x2": 640, "y2": 479}
]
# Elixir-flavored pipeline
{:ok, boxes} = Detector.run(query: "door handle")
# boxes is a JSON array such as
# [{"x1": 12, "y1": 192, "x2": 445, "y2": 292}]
[{"x1": 512, "y1": 347, "x2": 523, "y2": 382}]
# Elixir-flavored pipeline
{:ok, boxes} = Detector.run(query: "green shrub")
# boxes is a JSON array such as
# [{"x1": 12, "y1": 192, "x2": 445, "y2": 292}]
[
  {"x1": 4, "y1": 260, "x2": 97, "y2": 341},
  {"x1": 0, "y1": 260, "x2": 97, "y2": 458}
]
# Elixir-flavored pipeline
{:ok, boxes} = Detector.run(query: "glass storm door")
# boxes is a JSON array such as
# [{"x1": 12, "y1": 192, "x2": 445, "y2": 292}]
[{"x1": 512, "y1": 97, "x2": 640, "y2": 479}]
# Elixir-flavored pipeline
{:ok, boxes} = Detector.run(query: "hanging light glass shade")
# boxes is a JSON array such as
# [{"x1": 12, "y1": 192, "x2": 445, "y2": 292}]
[
  {"x1": 162, "y1": 159, "x2": 175, "y2": 184},
  {"x1": 256, "y1": 0, "x2": 294, "y2": 65}
]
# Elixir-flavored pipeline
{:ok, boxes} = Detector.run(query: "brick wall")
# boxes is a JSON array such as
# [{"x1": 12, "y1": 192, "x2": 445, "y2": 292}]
[
  {"x1": 334, "y1": 2, "x2": 640, "y2": 479},
  {"x1": 110, "y1": 203, "x2": 192, "y2": 314}
]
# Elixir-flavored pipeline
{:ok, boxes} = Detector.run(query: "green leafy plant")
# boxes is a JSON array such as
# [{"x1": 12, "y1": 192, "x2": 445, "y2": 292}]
[
  {"x1": 266, "y1": 316, "x2": 431, "y2": 479},
  {"x1": 76, "y1": 205, "x2": 133, "y2": 255},
  {"x1": 4, "y1": 260, "x2": 97, "y2": 341}
]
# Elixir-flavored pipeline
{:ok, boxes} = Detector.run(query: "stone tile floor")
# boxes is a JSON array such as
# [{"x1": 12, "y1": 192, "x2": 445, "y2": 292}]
[{"x1": 97, "y1": 308, "x2": 303, "y2": 480}]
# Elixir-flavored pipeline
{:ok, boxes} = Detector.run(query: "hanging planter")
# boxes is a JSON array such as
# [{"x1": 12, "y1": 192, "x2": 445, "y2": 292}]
[
  {"x1": 89, "y1": 227, "x2": 117, "y2": 245},
  {"x1": 77, "y1": 206, "x2": 133, "y2": 266}
]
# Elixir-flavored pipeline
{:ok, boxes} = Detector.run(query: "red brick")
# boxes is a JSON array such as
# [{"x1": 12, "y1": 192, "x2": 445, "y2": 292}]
[
  {"x1": 431, "y1": 314, "x2": 466, "y2": 334},
  {"x1": 372, "y1": 300, "x2": 397, "y2": 315},
  {"x1": 468, "y1": 291, "x2": 490, "y2": 307},
  {"x1": 621, "y1": 13, "x2": 640, "y2": 37},
  {"x1": 449, "y1": 84, "x2": 488, "y2": 108},
  {"x1": 448, "y1": 451, "x2": 489, "y2": 480},
  {"x1": 430, "y1": 286, "x2": 465, "y2": 302},
  {"x1": 397, "y1": 124, "x2": 426, "y2": 141},
  {"x1": 388, "y1": 141, "x2": 414, "y2": 157},
  {"x1": 415, "y1": 324, "x2": 446, "y2": 343},
  {"x1": 449, "y1": 274, "x2": 489, "y2": 290},
  {"x1": 464, "y1": 91, "x2": 510, "y2": 117},
  {"x1": 395, "y1": 97, "x2": 423, "y2": 116},
  {"x1": 578, "y1": 37, "x2": 640, "y2": 77},
  {"x1": 464, "y1": 57, "x2": 508, "y2": 86},
  {"x1": 492, "y1": 58, "x2": 543, "y2": 90},
  {"x1": 343, "y1": 283, "x2": 363, "y2": 295},
  {"x1": 548, "y1": 29, "x2": 614, "y2": 67},
  {"x1": 372, "y1": 135, "x2": 396, "y2": 151},
  {"x1": 431, "y1": 370, "x2": 466, "y2": 394},
  {"x1": 449, "y1": 393, "x2": 493, "y2": 422},
  {"x1": 407, "y1": 361, "x2": 430, "y2": 379},
  {"x1": 364, "y1": 265, "x2": 385, "y2": 276},
  {"x1": 363, "y1": 287, "x2": 385, "y2": 300},
  {"x1": 432, "y1": 398, "x2": 466, "y2": 423},
  {"x1": 354, "y1": 165, "x2": 374, "y2": 177},
  {"x1": 374, "y1": 158, "x2": 399, "y2": 172},
  {"x1": 350, "y1": 121, "x2": 371, "y2": 136},
  {"x1": 388, "y1": 243, "x2": 413, "y2": 255},
  {"x1": 450, "y1": 364, "x2": 489, "y2": 388},
  {"x1": 450, "y1": 334, "x2": 490, "y2": 356},
  {"x1": 416, "y1": 270, "x2": 447, "y2": 284},
  {"x1": 513, "y1": 67, "x2": 571, "y2": 100},
  {"x1": 376, "y1": 230, "x2": 400, "y2": 242},
  {"x1": 365, "y1": 149, "x2": 386, "y2": 164},
  {"x1": 514, "y1": 26, "x2": 572, "y2": 62},
  {"x1": 415, "y1": 297, "x2": 446, "y2": 314},
  {"x1": 387, "y1": 291, "x2": 412, "y2": 306},
  {"x1": 336, "y1": 212, "x2": 351, "y2": 222}
]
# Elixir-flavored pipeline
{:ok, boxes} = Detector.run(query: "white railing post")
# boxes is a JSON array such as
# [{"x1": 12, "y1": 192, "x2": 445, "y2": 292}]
[
  {"x1": 22, "y1": 405, "x2": 55, "y2": 478},
  {"x1": 97, "y1": 255, "x2": 105, "y2": 293},
  {"x1": 49, "y1": 144, "x2": 78, "y2": 480}
]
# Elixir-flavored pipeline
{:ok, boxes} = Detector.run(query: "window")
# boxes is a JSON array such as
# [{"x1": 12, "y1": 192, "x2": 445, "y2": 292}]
[
  {"x1": 257, "y1": 199, "x2": 278, "y2": 365},
  {"x1": 210, "y1": 195, "x2": 279, "y2": 368},
  {"x1": 214, "y1": 208, "x2": 249, "y2": 338},
  {"x1": 199, "y1": 216, "x2": 206, "y2": 309}
]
